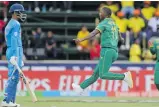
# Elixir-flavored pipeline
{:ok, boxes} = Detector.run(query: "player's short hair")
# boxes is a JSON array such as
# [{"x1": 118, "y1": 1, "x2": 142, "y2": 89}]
[{"x1": 102, "y1": 7, "x2": 112, "y2": 17}]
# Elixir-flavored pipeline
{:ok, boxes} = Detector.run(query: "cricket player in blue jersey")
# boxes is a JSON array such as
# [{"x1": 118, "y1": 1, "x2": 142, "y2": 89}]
[{"x1": 1, "y1": 3, "x2": 27, "y2": 107}]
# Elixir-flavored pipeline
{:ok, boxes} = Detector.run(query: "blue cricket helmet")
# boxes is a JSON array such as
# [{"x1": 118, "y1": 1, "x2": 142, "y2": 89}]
[
  {"x1": 9, "y1": 3, "x2": 27, "y2": 22},
  {"x1": 9, "y1": 3, "x2": 25, "y2": 13}
]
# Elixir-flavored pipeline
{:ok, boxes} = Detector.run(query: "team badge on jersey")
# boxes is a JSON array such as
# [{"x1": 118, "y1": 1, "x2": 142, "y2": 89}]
[{"x1": 14, "y1": 32, "x2": 18, "y2": 36}]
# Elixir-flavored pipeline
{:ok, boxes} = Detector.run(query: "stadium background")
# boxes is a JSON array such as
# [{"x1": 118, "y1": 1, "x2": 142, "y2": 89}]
[{"x1": 0, "y1": 1, "x2": 159, "y2": 99}]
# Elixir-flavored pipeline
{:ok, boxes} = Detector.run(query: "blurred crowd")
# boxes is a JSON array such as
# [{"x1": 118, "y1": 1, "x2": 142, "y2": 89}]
[
  {"x1": 33, "y1": 1, "x2": 72, "y2": 13},
  {"x1": 0, "y1": 1, "x2": 159, "y2": 61},
  {"x1": 29, "y1": 28, "x2": 57, "y2": 59}
]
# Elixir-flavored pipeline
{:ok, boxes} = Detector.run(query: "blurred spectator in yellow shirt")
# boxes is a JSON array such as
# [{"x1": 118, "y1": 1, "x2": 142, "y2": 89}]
[
  {"x1": 141, "y1": 1, "x2": 155, "y2": 21},
  {"x1": 77, "y1": 25, "x2": 90, "y2": 52},
  {"x1": 105, "y1": 1, "x2": 119, "y2": 13},
  {"x1": 129, "y1": 10, "x2": 145, "y2": 33},
  {"x1": 129, "y1": 9, "x2": 145, "y2": 45},
  {"x1": 115, "y1": 11, "x2": 129, "y2": 48},
  {"x1": 121, "y1": 1, "x2": 134, "y2": 18},
  {"x1": 142, "y1": 49, "x2": 155, "y2": 62},
  {"x1": 115, "y1": 11, "x2": 128, "y2": 36},
  {"x1": 129, "y1": 40, "x2": 141, "y2": 62}
]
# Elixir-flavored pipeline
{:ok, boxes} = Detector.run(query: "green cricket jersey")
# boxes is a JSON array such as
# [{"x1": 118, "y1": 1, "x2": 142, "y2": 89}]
[
  {"x1": 79, "y1": 19, "x2": 125, "y2": 90},
  {"x1": 96, "y1": 18, "x2": 119, "y2": 50},
  {"x1": 150, "y1": 39, "x2": 159, "y2": 85},
  {"x1": 150, "y1": 40, "x2": 159, "y2": 61}
]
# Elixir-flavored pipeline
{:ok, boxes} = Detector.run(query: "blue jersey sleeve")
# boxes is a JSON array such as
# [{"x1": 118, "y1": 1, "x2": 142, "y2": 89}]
[{"x1": 11, "y1": 24, "x2": 20, "y2": 57}]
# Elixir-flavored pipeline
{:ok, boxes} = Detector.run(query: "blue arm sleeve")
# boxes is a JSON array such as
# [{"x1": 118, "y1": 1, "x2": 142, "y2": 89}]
[{"x1": 11, "y1": 24, "x2": 19, "y2": 57}]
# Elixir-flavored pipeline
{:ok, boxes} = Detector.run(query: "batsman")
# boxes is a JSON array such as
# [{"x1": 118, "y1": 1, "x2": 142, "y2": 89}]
[
  {"x1": 1, "y1": 3, "x2": 27, "y2": 107},
  {"x1": 72, "y1": 7, "x2": 133, "y2": 94},
  {"x1": 149, "y1": 37, "x2": 159, "y2": 91}
]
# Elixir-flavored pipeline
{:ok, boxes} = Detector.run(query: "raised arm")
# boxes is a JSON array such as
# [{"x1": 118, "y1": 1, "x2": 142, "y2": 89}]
[{"x1": 73, "y1": 29, "x2": 100, "y2": 43}]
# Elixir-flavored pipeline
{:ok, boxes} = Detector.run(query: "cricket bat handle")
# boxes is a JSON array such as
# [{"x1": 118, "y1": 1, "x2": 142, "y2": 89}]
[{"x1": 15, "y1": 64, "x2": 38, "y2": 102}]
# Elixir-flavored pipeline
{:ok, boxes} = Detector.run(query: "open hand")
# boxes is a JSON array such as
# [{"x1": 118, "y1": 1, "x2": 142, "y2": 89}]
[
  {"x1": 73, "y1": 38, "x2": 82, "y2": 44},
  {"x1": 10, "y1": 56, "x2": 17, "y2": 66}
]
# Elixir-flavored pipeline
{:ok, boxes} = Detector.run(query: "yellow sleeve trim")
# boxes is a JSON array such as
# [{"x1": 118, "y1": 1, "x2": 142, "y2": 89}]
[{"x1": 95, "y1": 28, "x2": 102, "y2": 33}]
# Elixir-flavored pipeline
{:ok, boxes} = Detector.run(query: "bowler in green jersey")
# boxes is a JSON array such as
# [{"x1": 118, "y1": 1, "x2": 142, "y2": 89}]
[
  {"x1": 72, "y1": 7, "x2": 133, "y2": 94},
  {"x1": 149, "y1": 37, "x2": 159, "y2": 91}
]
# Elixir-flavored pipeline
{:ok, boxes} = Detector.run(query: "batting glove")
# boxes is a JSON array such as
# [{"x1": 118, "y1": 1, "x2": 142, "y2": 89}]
[
  {"x1": 10, "y1": 56, "x2": 17, "y2": 66},
  {"x1": 21, "y1": 61, "x2": 24, "y2": 67}
]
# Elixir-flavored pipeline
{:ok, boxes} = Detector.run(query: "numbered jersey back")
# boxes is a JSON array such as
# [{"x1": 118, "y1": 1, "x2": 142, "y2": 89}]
[{"x1": 96, "y1": 18, "x2": 119, "y2": 50}]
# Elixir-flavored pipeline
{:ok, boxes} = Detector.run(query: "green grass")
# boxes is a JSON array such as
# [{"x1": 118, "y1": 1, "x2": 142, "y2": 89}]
[{"x1": 1, "y1": 97, "x2": 159, "y2": 107}]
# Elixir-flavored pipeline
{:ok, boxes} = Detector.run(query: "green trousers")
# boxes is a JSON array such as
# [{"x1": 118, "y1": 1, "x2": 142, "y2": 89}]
[
  {"x1": 80, "y1": 48, "x2": 125, "y2": 89},
  {"x1": 154, "y1": 62, "x2": 159, "y2": 90}
]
